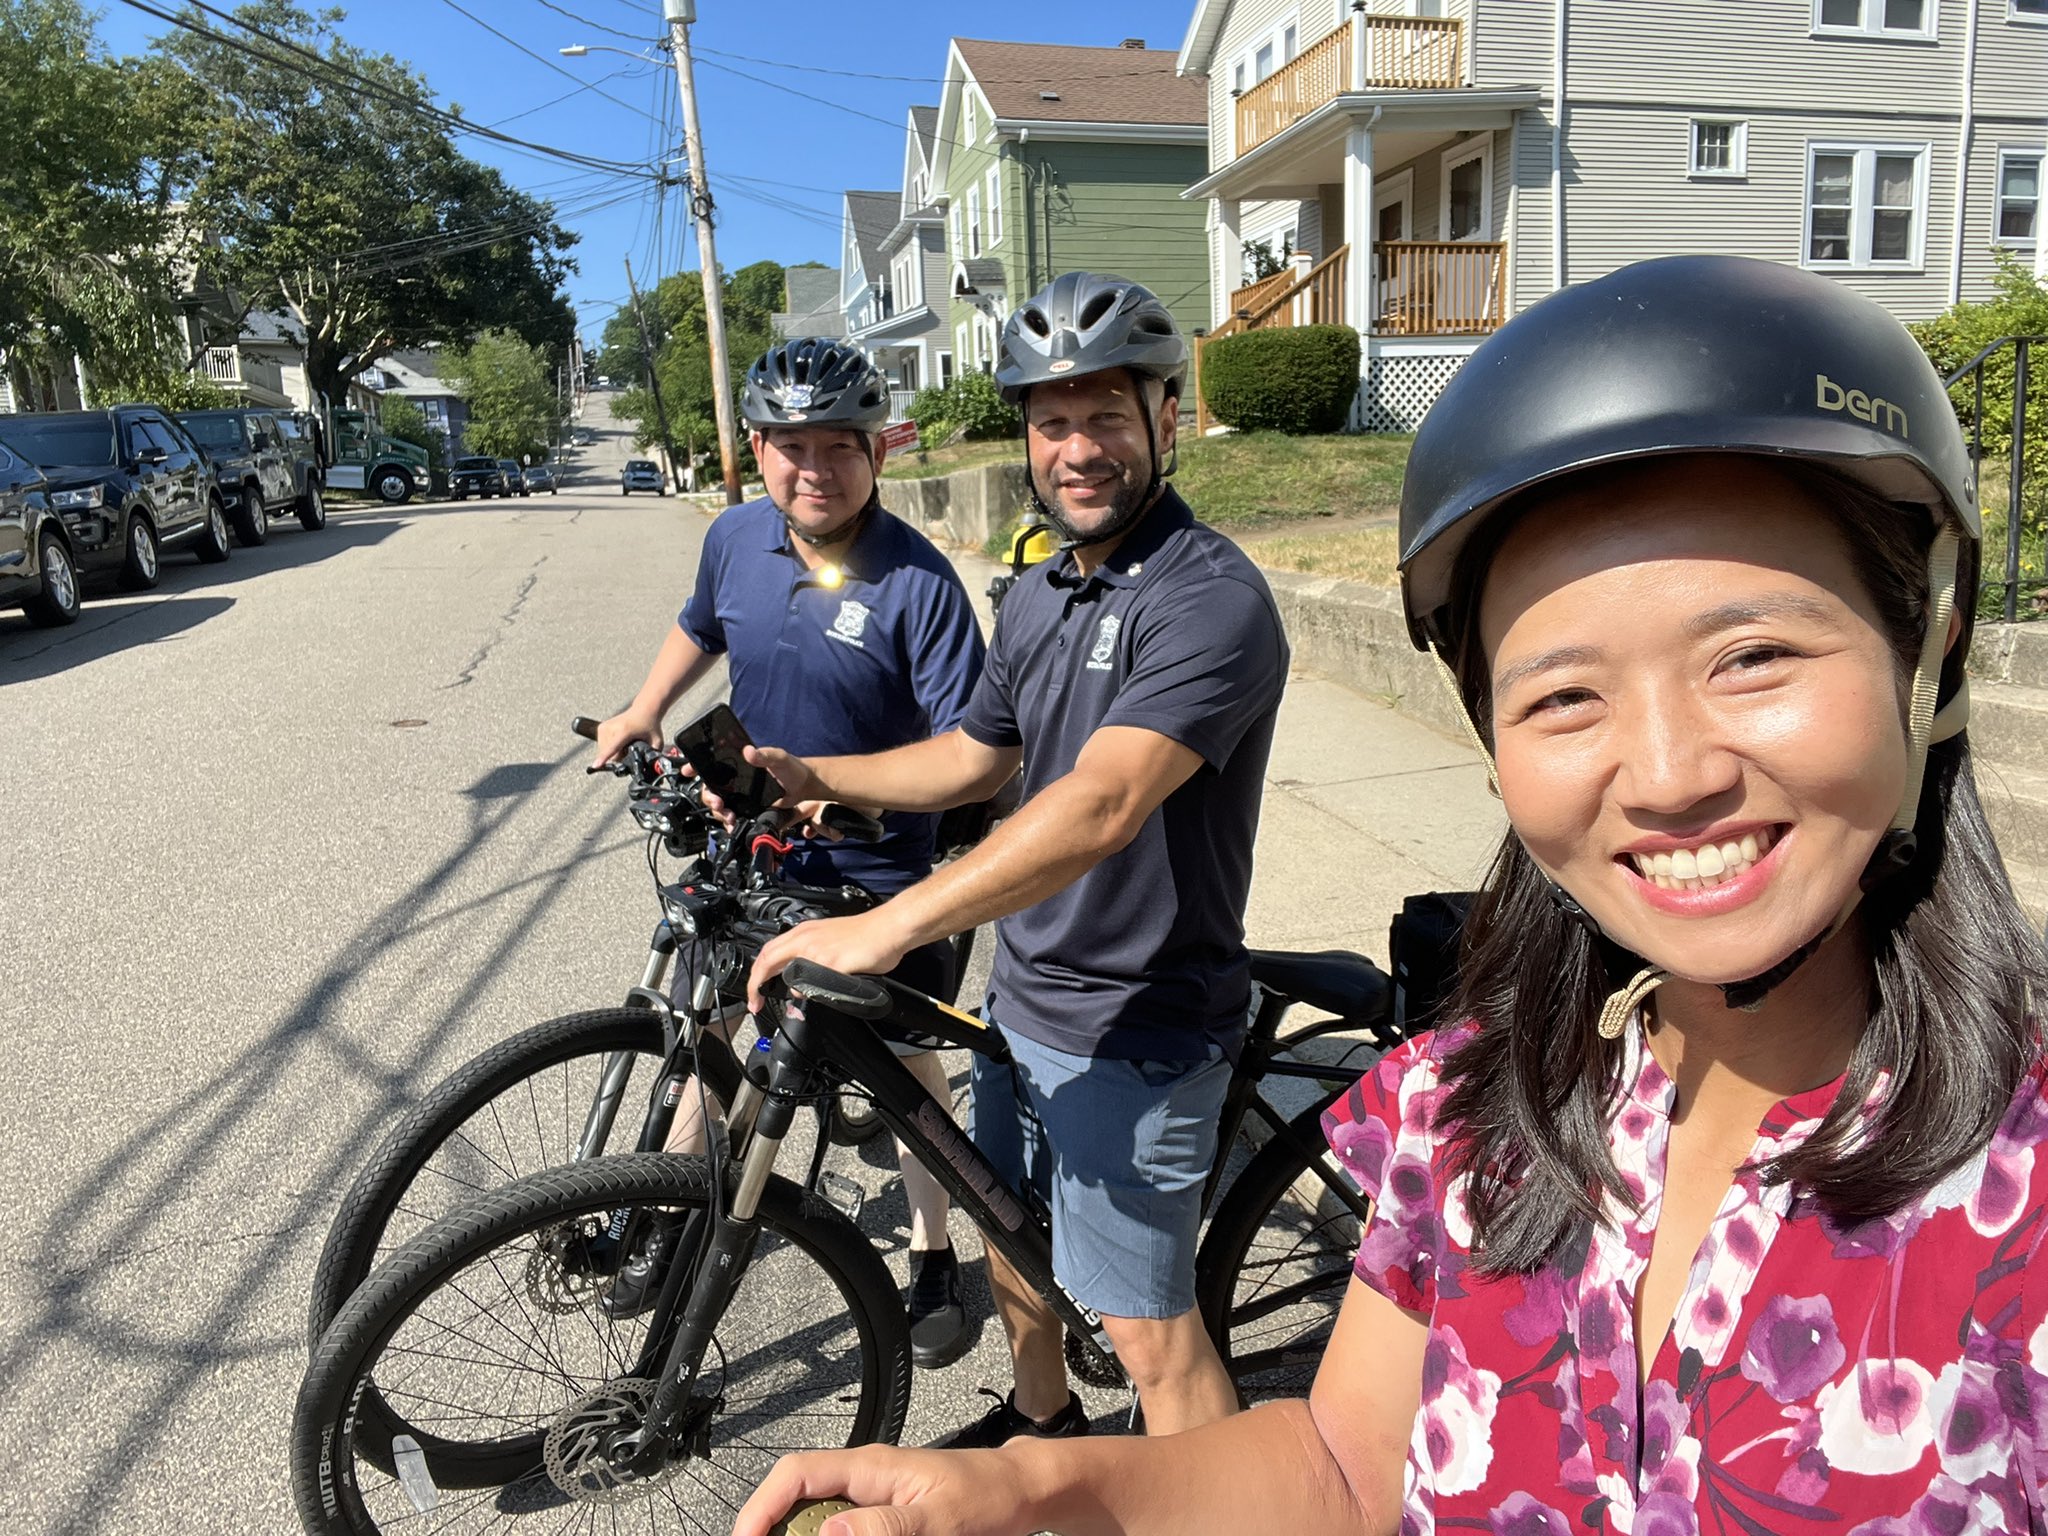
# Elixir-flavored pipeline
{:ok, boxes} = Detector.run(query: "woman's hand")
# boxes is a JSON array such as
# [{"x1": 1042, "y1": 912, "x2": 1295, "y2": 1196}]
[{"x1": 732, "y1": 1446, "x2": 1032, "y2": 1536}]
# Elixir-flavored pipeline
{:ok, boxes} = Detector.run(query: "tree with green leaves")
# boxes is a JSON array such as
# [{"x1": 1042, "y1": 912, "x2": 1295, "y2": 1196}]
[
  {"x1": 610, "y1": 261, "x2": 785, "y2": 476},
  {"x1": 153, "y1": 1, "x2": 581, "y2": 406},
  {"x1": 447, "y1": 329, "x2": 560, "y2": 464}
]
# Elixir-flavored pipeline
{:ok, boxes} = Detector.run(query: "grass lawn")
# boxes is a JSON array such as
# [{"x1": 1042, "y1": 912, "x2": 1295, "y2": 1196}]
[
  {"x1": 1247, "y1": 525, "x2": 1402, "y2": 585},
  {"x1": 1177, "y1": 431, "x2": 1411, "y2": 527},
  {"x1": 880, "y1": 440, "x2": 1017, "y2": 479}
]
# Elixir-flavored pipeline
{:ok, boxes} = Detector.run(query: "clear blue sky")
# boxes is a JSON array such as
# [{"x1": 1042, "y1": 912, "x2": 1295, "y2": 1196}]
[{"x1": 92, "y1": 0, "x2": 1202, "y2": 348}]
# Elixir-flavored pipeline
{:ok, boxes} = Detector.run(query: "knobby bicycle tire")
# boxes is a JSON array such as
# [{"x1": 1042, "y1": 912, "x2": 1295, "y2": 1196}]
[
  {"x1": 1194, "y1": 1084, "x2": 1365, "y2": 1404},
  {"x1": 308, "y1": 1006, "x2": 741, "y2": 1349},
  {"x1": 292, "y1": 1153, "x2": 910, "y2": 1535}
]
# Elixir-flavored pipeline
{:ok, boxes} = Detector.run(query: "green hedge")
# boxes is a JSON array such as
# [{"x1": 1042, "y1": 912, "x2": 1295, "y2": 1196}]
[
  {"x1": 906, "y1": 370, "x2": 1020, "y2": 446},
  {"x1": 1199, "y1": 324, "x2": 1360, "y2": 435}
]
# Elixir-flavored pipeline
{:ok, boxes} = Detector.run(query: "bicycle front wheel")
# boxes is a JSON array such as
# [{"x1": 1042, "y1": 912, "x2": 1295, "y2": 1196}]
[
  {"x1": 1194, "y1": 1087, "x2": 1364, "y2": 1404},
  {"x1": 308, "y1": 1006, "x2": 741, "y2": 1347},
  {"x1": 292, "y1": 1153, "x2": 910, "y2": 1534}
]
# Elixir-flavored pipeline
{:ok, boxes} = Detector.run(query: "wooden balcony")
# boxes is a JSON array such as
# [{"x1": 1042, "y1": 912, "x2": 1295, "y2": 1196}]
[
  {"x1": 1234, "y1": 16, "x2": 1463, "y2": 156},
  {"x1": 1372, "y1": 241, "x2": 1507, "y2": 337},
  {"x1": 203, "y1": 344, "x2": 285, "y2": 399}
]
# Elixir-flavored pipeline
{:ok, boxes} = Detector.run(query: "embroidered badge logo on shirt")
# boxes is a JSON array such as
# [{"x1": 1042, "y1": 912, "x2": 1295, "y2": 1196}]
[
  {"x1": 828, "y1": 598, "x2": 871, "y2": 648},
  {"x1": 1086, "y1": 612, "x2": 1121, "y2": 671}
]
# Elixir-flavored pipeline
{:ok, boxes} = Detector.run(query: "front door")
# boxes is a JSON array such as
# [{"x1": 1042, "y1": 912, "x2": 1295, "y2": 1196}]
[{"x1": 1373, "y1": 177, "x2": 1415, "y2": 331}]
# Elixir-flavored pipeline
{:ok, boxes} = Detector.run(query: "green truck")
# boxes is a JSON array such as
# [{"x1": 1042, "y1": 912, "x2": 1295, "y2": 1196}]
[{"x1": 322, "y1": 408, "x2": 429, "y2": 503}]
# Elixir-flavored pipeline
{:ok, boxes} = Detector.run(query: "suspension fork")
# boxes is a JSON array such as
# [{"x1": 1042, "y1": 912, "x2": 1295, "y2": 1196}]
[{"x1": 571, "y1": 928, "x2": 684, "y2": 1163}]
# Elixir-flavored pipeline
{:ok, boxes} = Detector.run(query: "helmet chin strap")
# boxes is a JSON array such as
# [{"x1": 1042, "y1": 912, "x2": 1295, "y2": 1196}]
[{"x1": 1437, "y1": 527, "x2": 1965, "y2": 1040}]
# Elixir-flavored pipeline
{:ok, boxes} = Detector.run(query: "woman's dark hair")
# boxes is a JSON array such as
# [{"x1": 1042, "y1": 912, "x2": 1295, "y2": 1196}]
[{"x1": 1437, "y1": 457, "x2": 2042, "y2": 1274}]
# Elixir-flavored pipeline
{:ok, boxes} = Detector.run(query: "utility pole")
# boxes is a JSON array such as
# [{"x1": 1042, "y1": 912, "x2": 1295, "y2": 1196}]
[
  {"x1": 624, "y1": 256, "x2": 683, "y2": 493},
  {"x1": 663, "y1": 0, "x2": 742, "y2": 506}
]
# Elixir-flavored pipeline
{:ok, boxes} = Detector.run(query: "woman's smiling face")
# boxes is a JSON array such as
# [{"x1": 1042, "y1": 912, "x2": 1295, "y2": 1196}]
[{"x1": 1479, "y1": 457, "x2": 1911, "y2": 987}]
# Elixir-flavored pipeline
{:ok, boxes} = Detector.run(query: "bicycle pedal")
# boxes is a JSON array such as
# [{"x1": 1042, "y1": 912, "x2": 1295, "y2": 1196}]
[
  {"x1": 817, "y1": 1172, "x2": 865, "y2": 1222},
  {"x1": 392, "y1": 1433, "x2": 439, "y2": 1514}
]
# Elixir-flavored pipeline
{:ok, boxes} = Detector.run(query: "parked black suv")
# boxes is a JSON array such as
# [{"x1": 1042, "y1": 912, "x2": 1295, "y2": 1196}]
[
  {"x1": 0, "y1": 408, "x2": 231, "y2": 589},
  {"x1": 450, "y1": 456, "x2": 509, "y2": 499},
  {"x1": 177, "y1": 408, "x2": 318, "y2": 546},
  {"x1": 0, "y1": 437, "x2": 80, "y2": 626}
]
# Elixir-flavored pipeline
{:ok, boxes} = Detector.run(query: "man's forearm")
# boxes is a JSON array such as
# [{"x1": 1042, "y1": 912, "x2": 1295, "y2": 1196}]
[
  {"x1": 802, "y1": 731, "x2": 1015, "y2": 815},
  {"x1": 1003, "y1": 1401, "x2": 1378, "y2": 1536}
]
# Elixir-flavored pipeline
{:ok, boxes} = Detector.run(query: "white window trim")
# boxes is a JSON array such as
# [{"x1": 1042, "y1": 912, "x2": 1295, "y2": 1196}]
[
  {"x1": 950, "y1": 205, "x2": 962, "y2": 259},
  {"x1": 986, "y1": 166, "x2": 1003, "y2": 248},
  {"x1": 966, "y1": 185, "x2": 983, "y2": 258},
  {"x1": 1374, "y1": 168, "x2": 1416, "y2": 242},
  {"x1": 1440, "y1": 136, "x2": 1495, "y2": 241},
  {"x1": 1811, "y1": 0, "x2": 1939, "y2": 39},
  {"x1": 1229, "y1": 11, "x2": 1300, "y2": 97},
  {"x1": 963, "y1": 90, "x2": 978, "y2": 144},
  {"x1": 1801, "y1": 140, "x2": 1932, "y2": 270},
  {"x1": 954, "y1": 321, "x2": 970, "y2": 370},
  {"x1": 1689, "y1": 118, "x2": 1749, "y2": 179},
  {"x1": 1995, "y1": 146, "x2": 2044, "y2": 249},
  {"x1": 2008, "y1": 0, "x2": 2048, "y2": 21}
]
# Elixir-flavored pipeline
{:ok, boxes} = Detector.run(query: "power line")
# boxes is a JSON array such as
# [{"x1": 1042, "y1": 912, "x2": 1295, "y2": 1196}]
[
  {"x1": 114, "y1": 0, "x2": 663, "y2": 180},
  {"x1": 432, "y1": 0, "x2": 667, "y2": 127},
  {"x1": 525, "y1": 0, "x2": 652, "y2": 46},
  {"x1": 483, "y1": 63, "x2": 650, "y2": 128},
  {"x1": 694, "y1": 43, "x2": 1203, "y2": 88}
]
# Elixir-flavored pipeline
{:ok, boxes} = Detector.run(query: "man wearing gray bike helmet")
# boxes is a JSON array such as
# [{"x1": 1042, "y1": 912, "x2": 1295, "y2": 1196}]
[
  {"x1": 746, "y1": 275, "x2": 1290, "y2": 1444},
  {"x1": 594, "y1": 336, "x2": 985, "y2": 1370}
]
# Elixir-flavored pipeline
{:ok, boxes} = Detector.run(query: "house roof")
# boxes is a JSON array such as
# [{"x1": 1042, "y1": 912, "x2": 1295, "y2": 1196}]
[
  {"x1": 1177, "y1": 0, "x2": 1229, "y2": 76},
  {"x1": 774, "y1": 267, "x2": 846, "y2": 341},
  {"x1": 845, "y1": 190, "x2": 898, "y2": 279},
  {"x1": 241, "y1": 308, "x2": 307, "y2": 347},
  {"x1": 953, "y1": 257, "x2": 1008, "y2": 296},
  {"x1": 952, "y1": 38, "x2": 1205, "y2": 127},
  {"x1": 909, "y1": 104, "x2": 939, "y2": 164}
]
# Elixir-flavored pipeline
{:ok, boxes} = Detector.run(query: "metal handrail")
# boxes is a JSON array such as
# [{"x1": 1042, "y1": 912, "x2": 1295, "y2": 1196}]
[{"x1": 1944, "y1": 334, "x2": 2046, "y2": 624}]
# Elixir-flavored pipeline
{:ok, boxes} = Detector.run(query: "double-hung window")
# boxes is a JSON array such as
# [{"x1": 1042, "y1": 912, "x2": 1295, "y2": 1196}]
[
  {"x1": 985, "y1": 167, "x2": 1003, "y2": 247},
  {"x1": 1805, "y1": 143, "x2": 1928, "y2": 266},
  {"x1": 1998, "y1": 150, "x2": 2042, "y2": 248},
  {"x1": 1230, "y1": 15, "x2": 1299, "y2": 94},
  {"x1": 1813, "y1": 0, "x2": 1937, "y2": 36},
  {"x1": 966, "y1": 185, "x2": 982, "y2": 258}
]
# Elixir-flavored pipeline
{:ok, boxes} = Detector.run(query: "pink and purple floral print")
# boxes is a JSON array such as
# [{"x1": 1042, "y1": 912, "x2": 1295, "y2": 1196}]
[{"x1": 1324, "y1": 1025, "x2": 2048, "y2": 1533}]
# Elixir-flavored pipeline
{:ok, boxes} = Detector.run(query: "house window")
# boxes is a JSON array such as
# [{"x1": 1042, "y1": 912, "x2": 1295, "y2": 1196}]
[
  {"x1": 955, "y1": 321, "x2": 970, "y2": 370},
  {"x1": 1231, "y1": 14, "x2": 1299, "y2": 94},
  {"x1": 938, "y1": 350, "x2": 955, "y2": 387},
  {"x1": 964, "y1": 90, "x2": 978, "y2": 143},
  {"x1": 2015, "y1": 0, "x2": 2048, "y2": 19},
  {"x1": 986, "y1": 167, "x2": 1003, "y2": 246},
  {"x1": 1690, "y1": 119, "x2": 1748, "y2": 177},
  {"x1": 967, "y1": 185, "x2": 982, "y2": 257},
  {"x1": 1441, "y1": 138, "x2": 1493, "y2": 240},
  {"x1": 1998, "y1": 150, "x2": 2042, "y2": 246},
  {"x1": 1805, "y1": 143, "x2": 1928, "y2": 266},
  {"x1": 1813, "y1": 0, "x2": 1937, "y2": 37},
  {"x1": 950, "y1": 205, "x2": 962, "y2": 257},
  {"x1": 422, "y1": 399, "x2": 444, "y2": 423}
]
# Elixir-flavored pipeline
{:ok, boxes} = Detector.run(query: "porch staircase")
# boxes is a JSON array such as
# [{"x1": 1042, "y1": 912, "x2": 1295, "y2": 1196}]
[{"x1": 1967, "y1": 623, "x2": 2048, "y2": 919}]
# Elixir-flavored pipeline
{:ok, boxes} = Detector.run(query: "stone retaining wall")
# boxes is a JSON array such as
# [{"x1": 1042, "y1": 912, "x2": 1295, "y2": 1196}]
[{"x1": 885, "y1": 461, "x2": 1030, "y2": 553}]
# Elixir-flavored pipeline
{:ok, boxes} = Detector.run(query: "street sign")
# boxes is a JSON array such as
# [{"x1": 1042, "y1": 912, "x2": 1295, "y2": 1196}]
[{"x1": 879, "y1": 420, "x2": 920, "y2": 453}]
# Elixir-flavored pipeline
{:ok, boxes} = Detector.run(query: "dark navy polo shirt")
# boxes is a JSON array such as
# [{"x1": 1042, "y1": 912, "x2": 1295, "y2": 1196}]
[
  {"x1": 679, "y1": 497, "x2": 985, "y2": 894},
  {"x1": 961, "y1": 489, "x2": 1290, "y2": 1060}
]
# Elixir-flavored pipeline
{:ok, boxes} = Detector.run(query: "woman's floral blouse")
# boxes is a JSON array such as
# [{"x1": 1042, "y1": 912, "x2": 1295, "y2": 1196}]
[{"x1": 1323, "y1": 1023, "x2": 2048, "y2": 1534}]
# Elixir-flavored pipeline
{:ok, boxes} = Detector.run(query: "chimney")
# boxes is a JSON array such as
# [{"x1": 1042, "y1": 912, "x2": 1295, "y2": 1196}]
[{"x1": 1119, "y1": 37, "x2": 1145, "y2": 48}]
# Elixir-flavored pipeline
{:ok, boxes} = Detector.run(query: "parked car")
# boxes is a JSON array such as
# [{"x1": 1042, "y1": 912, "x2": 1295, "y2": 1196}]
[
  {"x1": 176, "y1": 408, "x2": 319, "y2": 546},
  {"x1": 270, "y1": 411, "x2": 329, "y2": 529},
  {"x1": 450, "y1": 456, "x2": 508, "y2": 499},
  {"x1": 524, "y1": 464, "x2": 558, "y2": 495},
  {"x1": 496, "y1": 459, "x2": 526, "y2": 496},
  {"x1": 621, "y1": 460, "x2": 665, "y2": 496},
  {"x1": 0, "y1": 438, "x2": 80, "y2": 626},
  {"x1": 0, "y1": 407, "x2": 230, "y2": 589}
]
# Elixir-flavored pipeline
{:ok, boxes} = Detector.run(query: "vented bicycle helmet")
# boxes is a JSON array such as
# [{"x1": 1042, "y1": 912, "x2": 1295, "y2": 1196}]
[
  {"x1": 995, "y1": 272, "x2": 1188, "y2": 404},
  {"x1": 1397, "y1": 255, "x2": 1980, "y2": 1021},
  {"x1": 742, "y1": 338, "x2": 891, "y2": 434}
]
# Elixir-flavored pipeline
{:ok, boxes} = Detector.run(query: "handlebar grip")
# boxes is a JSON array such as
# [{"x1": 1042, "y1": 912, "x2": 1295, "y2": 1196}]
[
  {"x1": 569, "y1": 715, "x2": 601, "y2": 741},
  {"x1": 782, "y1": 958, "x2": 893, "y2": 1019},
  {"x1": 814, "y1": 802, "x2": 886, "y2": 843}
]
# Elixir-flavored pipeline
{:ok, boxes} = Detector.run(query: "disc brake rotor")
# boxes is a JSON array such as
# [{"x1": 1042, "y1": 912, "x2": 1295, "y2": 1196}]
[
  {"x1": 524, "y1": 1218, "x2": 608, "y2": 1315},
  {"x1": 542, "y1": 1379, "x2": 686, "y2": 1503}
]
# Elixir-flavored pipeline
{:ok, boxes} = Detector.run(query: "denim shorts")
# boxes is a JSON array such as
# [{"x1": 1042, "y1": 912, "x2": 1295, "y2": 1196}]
[{"x1": 968, "y1": 1026, "x2": 1231, "y2": 1320}]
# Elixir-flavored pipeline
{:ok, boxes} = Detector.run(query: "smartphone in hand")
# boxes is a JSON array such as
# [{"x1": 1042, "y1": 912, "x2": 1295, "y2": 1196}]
[{"x1": 671, "y1": 703, "x2": 785, "y2": 820}]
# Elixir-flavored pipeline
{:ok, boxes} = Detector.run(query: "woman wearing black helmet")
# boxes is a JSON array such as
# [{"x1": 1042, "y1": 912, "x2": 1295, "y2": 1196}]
[{"x1": 735, "y1": 259, "x2": 2048, "y2": 1535}]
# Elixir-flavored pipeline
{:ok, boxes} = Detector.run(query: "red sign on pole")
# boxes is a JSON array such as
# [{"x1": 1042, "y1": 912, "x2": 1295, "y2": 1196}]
[{"x1": 879, "y1": 420, "x2": 920, "y2": 453}]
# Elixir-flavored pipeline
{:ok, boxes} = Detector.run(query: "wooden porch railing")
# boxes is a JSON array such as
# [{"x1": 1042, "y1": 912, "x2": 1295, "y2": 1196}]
[
  {"x1": 1372, "y1": 241, "x2": 1508, "y2": 337},
  {"x1": 1225, "y1": 265, "x2": 1297, "y2": 321},
  {"x1": 1195, "y1": 246, "x2": 1351, "y2": 436},
  {"x1": 1234, "y1": 17, "x2": 1463, "y2": 155}
]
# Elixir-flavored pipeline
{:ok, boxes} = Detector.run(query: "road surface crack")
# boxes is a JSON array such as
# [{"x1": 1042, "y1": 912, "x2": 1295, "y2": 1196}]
[{"x1": 443, "y1": 558, "x2": 545, "y2": 689}]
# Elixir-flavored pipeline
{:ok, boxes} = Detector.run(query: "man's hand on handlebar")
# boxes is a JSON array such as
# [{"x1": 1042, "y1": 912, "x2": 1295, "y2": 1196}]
[
  {"x1": 732, "y1": 1444, "x2": 1031, "y2": 1536},
  {"x1": 593, "y1": 708, "x2": 662, "y2": 770},
  {"x1": 747, "y1": 909, "x2": 912, "y2": 1014}
]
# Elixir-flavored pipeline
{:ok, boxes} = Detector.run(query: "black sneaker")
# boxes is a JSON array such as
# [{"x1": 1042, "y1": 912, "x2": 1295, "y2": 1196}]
[
  {"x1": 907, "y1": 1246, "x2": 970, "y2": 1370},
  {"x1": 598, "y1": 1214, "x2": 683, "y2": 1320},
  {"x1": 930, "y1": 1388, "x2": 1090, "y2": 1449}
]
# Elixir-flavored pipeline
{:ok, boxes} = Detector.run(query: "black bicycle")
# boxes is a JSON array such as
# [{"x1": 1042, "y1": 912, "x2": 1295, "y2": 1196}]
[{"x1": 291, "y1": 930, "x2": 1401, "y2": 1534}]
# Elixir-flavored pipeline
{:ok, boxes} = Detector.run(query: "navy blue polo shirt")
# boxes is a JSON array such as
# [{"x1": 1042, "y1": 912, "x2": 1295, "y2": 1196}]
[
  {"x1": 678, "y1": 497, "x2": 985, "y2": 894},
  {"x1": 961, "y1": 489, "x2": 1290, "y2": 1060}
]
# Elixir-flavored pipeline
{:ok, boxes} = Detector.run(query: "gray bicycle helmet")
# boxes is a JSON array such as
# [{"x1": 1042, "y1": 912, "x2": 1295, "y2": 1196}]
[
  {"x1": 742, "y1": 337, "x2": 891, "y2": 434},
  {"x1": 1397, "y1": 254, "x2": 1980, "y2": 1018},
  {"x1": 995, "y1": 272, "x2": 1189, "y2": 404}
]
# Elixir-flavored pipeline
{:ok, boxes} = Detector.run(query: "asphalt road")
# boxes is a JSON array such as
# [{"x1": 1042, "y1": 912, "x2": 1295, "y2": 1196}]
[{"x1": 0, "y1": 399, "x2": 1505, "y2": 1531}]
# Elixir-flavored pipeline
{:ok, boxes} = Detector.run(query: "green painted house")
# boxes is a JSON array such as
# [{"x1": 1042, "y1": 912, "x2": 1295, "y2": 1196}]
[{"x1": 931, "y1": 37, "x2": 1213, "y2": 374}]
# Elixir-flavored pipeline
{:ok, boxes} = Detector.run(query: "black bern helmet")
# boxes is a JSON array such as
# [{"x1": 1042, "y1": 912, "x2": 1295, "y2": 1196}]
[
  {"x1": 742, "y1": 337, "x2": 890, "y2": 434},
  {"x1": 996, "y1": 272, "x2": 1189, "y2": 405},
  {"x1": 1399, "y1": 255, "x2": 1979, "y2": 656}
]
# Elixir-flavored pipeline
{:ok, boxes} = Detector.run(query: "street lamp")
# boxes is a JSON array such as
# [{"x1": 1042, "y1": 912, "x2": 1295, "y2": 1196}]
[{"x1": 557, "y1": 43, "x2": 660, "y2": 62}]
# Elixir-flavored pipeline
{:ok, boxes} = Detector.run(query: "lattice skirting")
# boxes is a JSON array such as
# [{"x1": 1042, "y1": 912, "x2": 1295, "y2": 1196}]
[{"x1": 1352, "y1": 350, "x2": 1475, "y2": 434}]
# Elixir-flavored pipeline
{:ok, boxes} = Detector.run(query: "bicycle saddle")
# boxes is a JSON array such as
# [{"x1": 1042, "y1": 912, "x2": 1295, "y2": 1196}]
[{"x1": 1247, "y1": 949, "x2": 1391, "y2": 1021}]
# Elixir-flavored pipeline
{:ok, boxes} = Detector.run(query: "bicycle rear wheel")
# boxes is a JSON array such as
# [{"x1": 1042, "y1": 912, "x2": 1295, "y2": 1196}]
[
  {"x1": 292, "y1": 1154, "x2": 909, "y2": 1534},
  {"x1": 1194, "y1": 1087, "x2": 1364, "y2": 1404},
  {"x1": 308, "y1": 1007, "x2": 740, "y2": 1347}
]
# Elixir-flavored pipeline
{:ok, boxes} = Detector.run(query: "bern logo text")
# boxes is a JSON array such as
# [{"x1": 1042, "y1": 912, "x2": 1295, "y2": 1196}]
[{"x1": 1816, "y1": 374, "x2": 1908, "y2": 439}]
